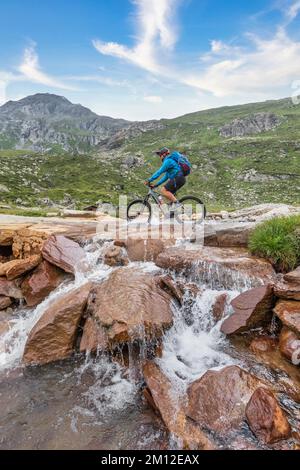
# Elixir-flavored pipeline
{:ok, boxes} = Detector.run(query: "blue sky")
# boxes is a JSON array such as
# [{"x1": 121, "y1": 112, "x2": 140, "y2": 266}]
[{"x1": 1, "y1": 0, "x2": 300, "y2": 120}]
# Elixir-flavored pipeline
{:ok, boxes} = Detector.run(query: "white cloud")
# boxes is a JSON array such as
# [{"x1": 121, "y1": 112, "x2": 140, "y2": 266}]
[
  {"x1": 143, "y1": 95, "x2": 162, "y2": 103},
  {"x1": 18, "y1": 44, "x2": 76, "y2": 90},
  {"x1": 184, "y1": 27, "x2": 300, "y2": 97},
  {"x1": 93, "y1": 0, "x2": 180, "y2": 74},
  {"x1": 286, "y1": 0, "x2": 300, "y2": 21}
]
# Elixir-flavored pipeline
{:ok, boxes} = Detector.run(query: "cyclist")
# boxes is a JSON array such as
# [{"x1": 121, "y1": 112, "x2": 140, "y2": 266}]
[{"x1": 144, "y1": 147, "x2": 186, "y2": 208}]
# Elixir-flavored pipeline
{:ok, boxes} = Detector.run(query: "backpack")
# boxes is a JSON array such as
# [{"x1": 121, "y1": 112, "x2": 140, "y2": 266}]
[{"x1": 170, "y1": 151, "x2": 192, "y2": 176}]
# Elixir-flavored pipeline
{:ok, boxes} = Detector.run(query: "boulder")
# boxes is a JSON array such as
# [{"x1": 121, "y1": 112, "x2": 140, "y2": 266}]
[
  {"x1": 274, "y1": 281, "x2": 300, "y2": 301},
  {"x1": 212, "y1": 293, "x2": 228, "y2": 322},
  {"x1": 156, "y1": 247, "x2": 276, "y2": 289},
  {"x1": 21, "y1": 260, "x2": 66, "y2": 307},
  {"x1": 0, "y1": 255, "x2": 41, "y2": 280},
  {"x1": 103, "y1": 245, "x2": 129, "y2": 267},
  {"x1": 186, "y1": 365, "x2": 266, "y2": 434},
  {"x1": 0, "y1": 278, "x2": 23, "y2": 299},
  {"x1": 279, "y1": 327, "x2": 300, "y2": 363},
  {"x1": 245, "y1": 387, "x2": 291, "y2": 444},
  {"x1": 80, "y1": 316, "x2": 108, "y2": 354},
  {"x1": 143, "y1": 361, "x2": 215, "y2": 450},
  {"x1": 85, "y1": 268, "x2": 174, "y2": 346},
  {"x1": 42, "y1": 235, "x2": 87, "y2": 274},
  {"x1": 12, "y1": 228, "x2": 49, "y2": 259},
  {"x1": 250, "y1": 337, "x2": 278, "y2": 354},
  {"x1": 274, "y1": 300, "x2": 300, "y2": 335},
  {"x1": 284, "y1": 267, "x2": 300, "y2": 284},
  {"x1": 116, "y1": 237, "x2": 174, "y2": 263},
  {"x1": 221, "y1": 285, "x2": 274, "y2": 335},
  {"x1": 204, "y1": 222, "x2": 253, "y2": 248},
  {"x1": 0, "y1": 230, "x2": 14, "y2": 247},
  {"x1": 0, "y1": 296, "x2": 12, "y2": 311},
  {"x1": 23, "y1": 282, "x2": 91, "y2": 365}
]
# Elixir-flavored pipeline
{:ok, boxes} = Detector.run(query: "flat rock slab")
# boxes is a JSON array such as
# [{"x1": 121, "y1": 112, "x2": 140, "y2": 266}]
[
  {"x1": 42, "y1": 235, "x2": 87, "y2": 274},
  {"x1": 156, "y1": 246, "x2": 276, "y2": 289},
  {"x1": 0, "y1": 255, "x2": 41, "y2": 280}
]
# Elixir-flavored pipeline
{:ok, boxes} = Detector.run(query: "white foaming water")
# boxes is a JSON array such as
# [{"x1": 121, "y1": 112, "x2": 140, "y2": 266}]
[
  {"x1": 158, "y1": 287, "x2": 240, "y2": 396},
  {"x1": 0, "y1": 243, "x2": 113, "y2": 371}
]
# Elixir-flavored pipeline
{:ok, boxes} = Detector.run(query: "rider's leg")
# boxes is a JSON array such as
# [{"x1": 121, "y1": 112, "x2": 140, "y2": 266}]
[{"x1": 161, "y1": 186, "x2": 177, "y2": 203}]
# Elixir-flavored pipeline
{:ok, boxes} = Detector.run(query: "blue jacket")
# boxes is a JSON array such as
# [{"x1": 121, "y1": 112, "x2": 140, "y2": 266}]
[{"x1": 148, "y1": 154, "x2": 182, "y2": 187}]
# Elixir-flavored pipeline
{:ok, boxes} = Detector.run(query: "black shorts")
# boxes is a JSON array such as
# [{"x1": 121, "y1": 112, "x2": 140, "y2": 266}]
[{"x1": 164, "y1": 174, "x2": 186, "y2": 194}]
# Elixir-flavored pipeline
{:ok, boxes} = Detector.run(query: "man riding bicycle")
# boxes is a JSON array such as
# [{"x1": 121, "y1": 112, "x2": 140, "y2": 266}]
[{"x1": 144, "y1": 147, "x2": 189, "y2": 209}]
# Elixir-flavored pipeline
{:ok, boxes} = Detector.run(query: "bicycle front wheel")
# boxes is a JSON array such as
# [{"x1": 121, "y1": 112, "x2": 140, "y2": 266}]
[
  {"x1": 127, "y1": 199, "x2": 152, "y2": 223},
  {"x1": 176, "y1": 195, "x2": 206, "y2": 224}
]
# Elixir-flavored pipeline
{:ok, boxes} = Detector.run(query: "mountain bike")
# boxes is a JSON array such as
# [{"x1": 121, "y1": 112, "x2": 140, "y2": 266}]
[{"x1": 127, "y1": 184, "x2": 206, "y2": 224}]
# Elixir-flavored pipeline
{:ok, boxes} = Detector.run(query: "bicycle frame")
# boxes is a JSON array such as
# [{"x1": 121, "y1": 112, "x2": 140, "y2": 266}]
[{"x1": 143, "y1": 188, "x2": 169, "y2": 215}]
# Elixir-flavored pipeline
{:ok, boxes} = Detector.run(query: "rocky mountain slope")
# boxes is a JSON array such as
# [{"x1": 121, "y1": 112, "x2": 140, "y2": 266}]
[
  {"x1": 0, "y1": 94, "x2": 299, "y2": 211},
  {"x1": 0, "y1": 93, "x2": 163, "y2": 153}
]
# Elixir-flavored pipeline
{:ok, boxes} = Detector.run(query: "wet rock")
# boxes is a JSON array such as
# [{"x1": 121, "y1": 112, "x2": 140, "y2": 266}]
[
  {"x1": 143, "y1": 361, "x2": 215, "y2": 450},
  {"x1": 274, "y1": 300, "x2": 300, "y2": 335},
  {"x1": 116, "y1": 237, "x2": 174, "y2": 263},
  {"x1": 87, "y1": 268, "x2": 174, "y2": 346},
  {"x1": 245, "y1": 387, "x2": 291, "y2": 444},
  {"x1": 80, "y1": 316, "x2": 108, "y2": 353},
  {"x1": 279, "y1": 327, "x2": 300, "y2": 363},
  {"x1": 284, "y1": 267, "x2": 300, "y2": 284},
  {"x1": 250, "y1": 336, "x2": 278, "y2": 354},
  {"x1": 274, "y1": 281, "x2": 300, "y2": 301},
  {"x1": 0, "y1": 278, "x2": 23, "y2": 299},
  {"x1": 23, "y1": 283, "x2": 91, "y2": 365},
  {"x1": 103, "y1": 245, "x2": 129, "y2": 267},
  {"x1": 186, "y1": 365, "x2": 266, "y2": 434},
  {"x1": 42, "y1": 235, "x2": 86, "y2": 274},
  {"x1": 221, "y1": 285, "x2": 274, "y2": 335},
  {"x1": 0, "y1": 255, "x2": 41, "y2": 281},
  {"x1": 156, "y1": 247, "x2": 276, "y2": 289},
  {"x1": 212, "y1": 293, "x2": 228, "y2": 322},
  {"x1": 157, "y1": 274, "x2": 184, "y2": 304},
  {"x1": 21, "y1": 260, "x2": 66, "y2": 307},
  {"x1": 0, "y1": 296, "x2": 12, "y2": 311}
]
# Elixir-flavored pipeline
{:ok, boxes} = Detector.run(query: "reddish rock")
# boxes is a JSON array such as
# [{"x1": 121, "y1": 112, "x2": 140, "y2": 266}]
[
  {"x1": 221, "y1": 285, "x2": 274, "y2": 335},
  {"x1": 187, "y1": 365, "x2": 266, "y2": 434},
  {"x1": 42, "y1": 235, "x2": 86, "y2": 274},
  {"x1": 88, "y1": 268, "x2": 174, "y2": 345},
  {"x1": 279, "y1": 327, "x2": 300, "y2": 363},
  {"x1": 274, "y1": 281, "x2": 300, "y2": 301},
  {"x1": 21, "y1": 260, "x2": 66, "y2": 307},
  {"x1": 157, "y1": 274, "x2": 184, "y2": 304},
  {"x1": 0, "y1": 296, "x2": 12, "y2": 310},
  {"x1": 212, "y1": 293, "x2": 228, "y2": 322},
  {"x1": 143, "y1": 361, "x2": 215, "y2": 450},
  {"x1": 274, "y1": 300, "x2": 300, "y2": 335},
  {"x1": 23, "y1": 283, "x2": 91, "y2": 365},
  {"x1": 284, "y1": 267, "x2": 300, "y2": 284},
  {"x1": 1, "y1": 255, "x2": 41, "y2": 281},
  {"x1": 80, "y1": 316, "x2": 108, "y2": 353},
  {"x1": 156, "y1": 247, "x2": 276, "y2": 289},
  {"x1": 246, "y1": 387, "x2": 291, "y2": 444},
  {"x1": 103, "y1": 245, "x2": 129, "y2": 267},
  {"x1": 250, "y1": 337, "x2": 278, "y2": 354},
  {"x1": 0, "y1": 278, "x2": 23, "y2": 299},
  {"x1": 124, "y1": 237, "x2": 174, "y2": 263}
]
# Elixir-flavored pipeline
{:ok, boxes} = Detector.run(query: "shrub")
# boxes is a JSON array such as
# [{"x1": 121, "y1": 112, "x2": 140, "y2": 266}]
[{"x1": 249, "y1": 215, "x2": 300, "y2": 272}]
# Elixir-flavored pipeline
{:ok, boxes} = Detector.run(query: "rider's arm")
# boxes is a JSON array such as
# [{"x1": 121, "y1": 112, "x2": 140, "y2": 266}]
[
  {"x1": 148, "y1": 160, "x2": 168, "y2": 183},
  {"x1": 154, "y1": 173, "x2": 169, "y2": 187}
]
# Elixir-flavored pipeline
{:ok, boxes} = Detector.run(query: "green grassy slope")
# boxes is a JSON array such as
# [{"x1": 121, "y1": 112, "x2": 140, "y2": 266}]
[{"x1": 0, "y1": 97, "x2": 300, "y2": 211}]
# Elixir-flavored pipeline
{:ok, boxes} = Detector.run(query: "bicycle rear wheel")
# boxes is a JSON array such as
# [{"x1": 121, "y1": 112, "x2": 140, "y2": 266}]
[
  {"x1": 127, "y1": 199, "x2": 152, "y2": 223},
  {"x1": 176, "y1": 195, "x2": 206, "y2": 224}
]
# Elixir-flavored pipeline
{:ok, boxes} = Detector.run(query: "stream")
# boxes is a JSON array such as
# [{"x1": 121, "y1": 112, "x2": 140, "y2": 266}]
[{"x1": 0, "y1": 239, "x2": 299, "y2": 450}]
